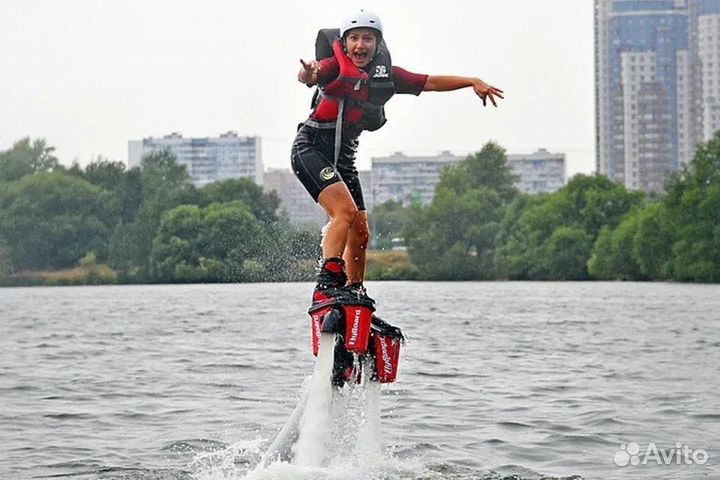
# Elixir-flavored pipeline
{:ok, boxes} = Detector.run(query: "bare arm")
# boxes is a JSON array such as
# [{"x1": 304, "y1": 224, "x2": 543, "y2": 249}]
[{"x1": 424, "y1": 75, "x2": 504, "y2": 107}]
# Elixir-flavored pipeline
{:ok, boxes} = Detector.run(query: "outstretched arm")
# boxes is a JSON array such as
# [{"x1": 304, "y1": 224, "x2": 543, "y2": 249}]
[{"x1": 424, "y1": 75, "x2": 504, "y2": 107}]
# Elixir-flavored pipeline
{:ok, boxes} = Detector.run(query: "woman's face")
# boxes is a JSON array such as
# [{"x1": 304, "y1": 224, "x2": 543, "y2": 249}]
[{"x1": 344, "y1": 28, "x2": 378, "y2": 68}]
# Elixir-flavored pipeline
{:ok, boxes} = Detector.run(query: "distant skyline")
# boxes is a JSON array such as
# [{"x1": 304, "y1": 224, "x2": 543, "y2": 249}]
[{"x1": 0, "y1": 1, "x2": 595, "y2": 177}]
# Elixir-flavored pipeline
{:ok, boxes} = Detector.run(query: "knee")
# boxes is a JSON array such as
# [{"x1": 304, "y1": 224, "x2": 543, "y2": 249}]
[{"x1": 330, "y1": 204, "x2": 359, "y2": 229}]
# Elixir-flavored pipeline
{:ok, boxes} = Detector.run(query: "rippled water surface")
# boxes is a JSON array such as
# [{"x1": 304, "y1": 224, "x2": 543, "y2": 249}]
[{"x1": 1, "y1": 282, "x2": 719, "y2": 480}]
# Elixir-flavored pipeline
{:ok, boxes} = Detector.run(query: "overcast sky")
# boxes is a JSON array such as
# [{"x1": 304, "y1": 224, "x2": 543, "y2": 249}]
[{"x1": 0, "y1": 1, "x2": 595, "y2": 177}]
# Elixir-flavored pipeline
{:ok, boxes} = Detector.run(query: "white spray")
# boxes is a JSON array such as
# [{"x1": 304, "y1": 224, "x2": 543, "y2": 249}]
[
  {"x1": 292, "y1": 332, "x2": 336, "y2": 466},
  {"x1": 356, "y1": 360, "x2": 382, "y2": 466}
]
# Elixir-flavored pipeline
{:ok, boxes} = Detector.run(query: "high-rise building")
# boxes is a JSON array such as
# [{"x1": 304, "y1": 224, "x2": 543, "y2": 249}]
[
  {"x1": 691, "y1": 0, "x2": 720, "y2": 142},
  {"x1": 263, "y1": 168, "x2": 327, "y2": 227},
  {"x1": 128, "y1": 132, "x2": 262, "y2": 187},
  {"x1": 508, "y1": 149, "x2": 566, "y2": 195},
  {"x1": 595, "y1": 0, "x2": 689, "y2": 193},
  {"x1": 370, "y1": 151, "x2": 464, "y2": 207},
  {"x1": 596, "y1": 0, "x2": 720, "y2": 193}
]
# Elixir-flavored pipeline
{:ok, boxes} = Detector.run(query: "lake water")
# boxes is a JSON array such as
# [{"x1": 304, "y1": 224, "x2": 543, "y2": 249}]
[{"x1": 1, "y1": 282, "x2": 718, "y2": 480}]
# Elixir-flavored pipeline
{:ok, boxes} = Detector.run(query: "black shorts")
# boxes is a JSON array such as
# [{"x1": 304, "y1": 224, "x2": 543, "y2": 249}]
[{"x1": 290, "y1": 124, "x2": 366, "y2": 211}]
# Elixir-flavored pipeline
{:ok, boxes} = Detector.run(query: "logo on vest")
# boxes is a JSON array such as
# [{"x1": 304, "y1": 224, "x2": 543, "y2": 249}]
[
  {"x1": 320, "y1": 167, "x2": 336, "y2": 181},
  {"x1": 373, "y1": 65, "x2": 389, "y2": 79}
]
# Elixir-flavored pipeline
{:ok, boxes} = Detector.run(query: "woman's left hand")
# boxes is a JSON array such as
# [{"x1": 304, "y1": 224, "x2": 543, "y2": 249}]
[{"x1": 472, "y1": 79, "x2": 504, "y2": 107}]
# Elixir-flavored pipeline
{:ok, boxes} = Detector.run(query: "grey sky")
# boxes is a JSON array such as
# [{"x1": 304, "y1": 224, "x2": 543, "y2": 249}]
[{"x1": 0, "y1": 1, "x2": 595, "y2": 177}]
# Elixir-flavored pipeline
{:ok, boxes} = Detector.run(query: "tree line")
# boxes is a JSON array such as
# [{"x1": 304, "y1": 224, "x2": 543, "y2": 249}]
[
  {"x1": 2, "y1": 134, "x2": 718, "y2": 284},
  {"x1": 0, "y1": 138, "x2": 320, "y2": 283},
  {"x1": 373, "y1": 132, "x2": 720, "y2": 283}
]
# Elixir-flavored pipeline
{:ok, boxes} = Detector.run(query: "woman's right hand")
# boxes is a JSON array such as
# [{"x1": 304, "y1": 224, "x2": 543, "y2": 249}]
[{"x1": 298, "y1": 59, "x2": 320, "y2": 85}]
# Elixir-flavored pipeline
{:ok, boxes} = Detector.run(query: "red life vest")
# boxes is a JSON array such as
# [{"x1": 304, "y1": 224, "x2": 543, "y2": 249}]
[
  {"x1": 312, "y1": 40, "x2": 370, "y2": 126},
  {"x1": 305, "y1": 29, "x2": 395, "y2": 135}
]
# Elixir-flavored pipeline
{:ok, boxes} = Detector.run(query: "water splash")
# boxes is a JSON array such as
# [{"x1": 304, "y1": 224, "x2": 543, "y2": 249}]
[
  {"x1": 356, "y1": 363, "x2": 382, "y2": 465},
  {"x1": 191, "y1": 335, "x2": 425, "y2": 480},
  {"x1": 189, "y1": 438, "x2": 264, "y2": 480},
  {"x1": 257, "y1": 389, "x2": 308, "y2": 467},
  {"x1": 320, "y1": 222, "x2": 331, "y2": 244},
  {"x1": 292, "y1": 333, "x2": 336, "y2": 466},
  {"x1": 239, "y1": 456, "x2": 427, "y2": 480}
]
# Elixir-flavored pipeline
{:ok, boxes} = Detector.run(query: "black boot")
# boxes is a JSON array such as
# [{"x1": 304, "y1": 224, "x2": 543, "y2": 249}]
[
  {"x1": 344, "y1": 282, "x2": 376, "y2": 307},
  {"x1": 310, "y1": 257, "x2": 348, "y2": 312},
  {"x1": 371, "y1": 314, "x2": 405, "y2": 341}
]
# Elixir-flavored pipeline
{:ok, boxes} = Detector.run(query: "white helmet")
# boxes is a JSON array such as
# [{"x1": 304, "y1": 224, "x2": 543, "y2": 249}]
[{"x1": 340, "y1": 9, "x2": 383, "y2": 39}]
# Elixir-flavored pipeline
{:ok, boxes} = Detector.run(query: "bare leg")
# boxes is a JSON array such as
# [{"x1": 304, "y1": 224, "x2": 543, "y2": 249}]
[
  {"x1": 317, "y1": 182, "x2": 359, "y2": 259},
  {"x1": 344, "y1": 211, "x2": 370, "y2": 284}
]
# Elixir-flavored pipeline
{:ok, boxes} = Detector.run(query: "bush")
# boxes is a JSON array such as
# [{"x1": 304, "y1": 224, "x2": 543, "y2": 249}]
[{"x1": 365, "y1": 250, "x2": 419, "y2": 280}]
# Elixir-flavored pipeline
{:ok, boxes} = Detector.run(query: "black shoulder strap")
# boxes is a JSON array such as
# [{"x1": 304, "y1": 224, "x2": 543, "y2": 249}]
[
  {"x1": 310, "y1": 29, "x2": 341, "y2": 110},
  {"x1": 315, "y1": 29, "x2": 340, "y2": 60}
]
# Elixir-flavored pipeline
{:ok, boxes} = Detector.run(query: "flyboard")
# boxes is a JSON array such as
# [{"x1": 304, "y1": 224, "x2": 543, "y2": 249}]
[{"x1": 259, "y1": 298, "x2": 404, "y2": 468}]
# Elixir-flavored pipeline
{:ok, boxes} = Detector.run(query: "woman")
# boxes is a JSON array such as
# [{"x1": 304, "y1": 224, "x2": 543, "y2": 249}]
[{"x1": 292, "y1": 10, "x2": 503, "y2": 310}]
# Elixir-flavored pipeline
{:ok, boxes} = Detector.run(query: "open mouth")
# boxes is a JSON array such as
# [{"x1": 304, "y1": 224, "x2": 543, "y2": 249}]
[{"x1": 352, "y1": 51, "x2": 368, "y2": 63}]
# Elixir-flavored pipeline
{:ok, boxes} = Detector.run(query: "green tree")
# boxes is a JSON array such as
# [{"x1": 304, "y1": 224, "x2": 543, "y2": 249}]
[
  {"x1": 0, "y1": 138, "x2": 60, "y2": 183},
  {"x1": 199, "y1": 178, "x2": 279, "y2": 224},
  {"x1": 662, "y1": 132, "x2": 720, "y2": 282},
  {"x1": 495, "y1": 194, "x2": 568, "y2": 279},
  {"x1": 494, "y1": 175, "x2": 643, "y2": 280},
  {"x1": 586, "y1": 132, "x2": 720, "y2": 283},
  {"x1": 493, "y1": 194, "x2": 543, "y2": 279},
  {"x1": 556, "y1": 174, "x2": 644, "y2": 236},
  {"x1": 669, "y1": 183, "x2": 720, "y2": 282},
  {"x1": 407, "y1": 184, "x2": 499, "y2": 278},
  {"x1": 587, "y1": 226, "x2": 615, "y2": 280},
  {"x1": 150, "y1": 204, "x2": 204, "y2": 280},
  {"x1": 588, "y1": 211, "x2": 643, "y2": 280},
  {"x1": 151, "y1": 201, "x2": 269, "y2": 282},
  {"x1": 370, "y1": 200, "x2": 413, "y2": 250},
  {"x1": 0, "y1": 243, "x2": 10, "y2": 276},
  {"x1": 203, "y1": 201, "x2": 265, "y2": 279},
  {"x1": 407, "y1": 187, "x2": 504, "y2": 279},
  {"x1": 540, "y1": 226, "x2": 593, "y2": 280},
  {"x1": 633, "y1": 202, "x2": 675, "y2": 279},
  {"x1": 76, "y1": 158, "x2": 144, "y2": 244},
  {"x1": 83, "y1": 157, "x2": 129, "y2": 189},
  {"x1": 436, "y1": 142, "x2": 518, "y2": 202},
  {"x1": 108, "y1": 150, "x2": 195, "y2": 278},
  {"x1": 405, "y1": 142, "x2": 518, "y2": 280},
  {"x1": 0, "y1": 172, "x2": 107, "y2": 270}
]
